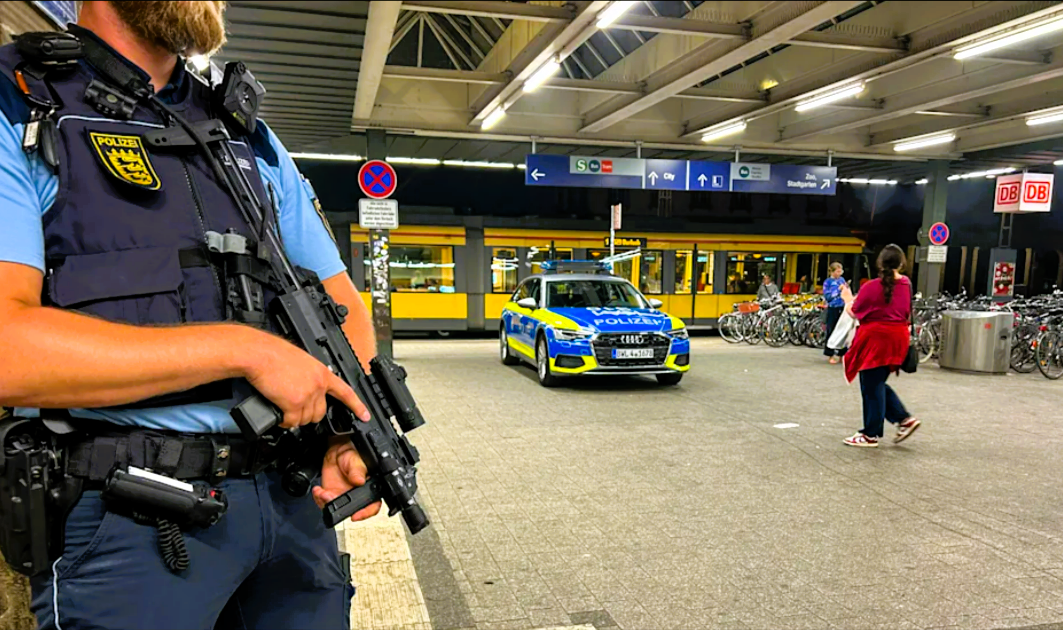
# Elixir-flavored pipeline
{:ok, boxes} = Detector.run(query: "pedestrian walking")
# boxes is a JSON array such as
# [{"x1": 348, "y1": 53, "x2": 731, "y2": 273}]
[
  {"x1": 822, "y1": 262, "x2": 848, "y2": 364},
  {"x1": 841, "y1": 245, "x2": 921, "y2": 447}
]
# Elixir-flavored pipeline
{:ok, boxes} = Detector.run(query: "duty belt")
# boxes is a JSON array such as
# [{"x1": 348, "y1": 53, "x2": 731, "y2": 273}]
[{"x1": 65, "y1": 431, "x2": 268, "y2": 487}]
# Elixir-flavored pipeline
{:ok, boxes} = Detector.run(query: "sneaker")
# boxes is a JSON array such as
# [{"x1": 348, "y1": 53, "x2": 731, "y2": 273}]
[
  {"x1": 894, "y1": 417, "x2": 921, "y2": 444},
  {"x1": 843, "y1": 433, "x2": 879, "y2": 448}
]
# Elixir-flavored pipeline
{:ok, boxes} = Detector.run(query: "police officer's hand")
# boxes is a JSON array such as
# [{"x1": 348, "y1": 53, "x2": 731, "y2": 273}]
[
  {"x1": 246, "y1": 335, "x2": 370, "y2": 429},
  {"x1": 313, "y1": 438, "x2": 382, "y2": 521}
]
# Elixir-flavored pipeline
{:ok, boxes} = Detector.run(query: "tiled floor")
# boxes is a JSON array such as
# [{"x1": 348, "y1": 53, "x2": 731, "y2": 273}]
[{"x1": 366, "y1": 337, "x2": 1063, "y2": 630}]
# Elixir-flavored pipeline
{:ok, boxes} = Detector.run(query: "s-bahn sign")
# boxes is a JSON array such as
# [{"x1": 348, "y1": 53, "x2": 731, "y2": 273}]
[
  {"x1": 524, "y1": 154, "x2": 836, "y2": 196},
  {"x1": 994, "y1": 173, "x2": 1054, "y2": 213}
]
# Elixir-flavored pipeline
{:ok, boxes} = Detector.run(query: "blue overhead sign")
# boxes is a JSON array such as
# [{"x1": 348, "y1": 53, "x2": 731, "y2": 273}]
[{"x1": 524, "y1": 154, "x2": 836, "y2": 196}]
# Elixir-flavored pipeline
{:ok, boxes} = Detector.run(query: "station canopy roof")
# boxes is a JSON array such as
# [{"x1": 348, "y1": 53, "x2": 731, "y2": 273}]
[{"x1": 213, "y1": 0, "x2": 1063, "y2": 183}]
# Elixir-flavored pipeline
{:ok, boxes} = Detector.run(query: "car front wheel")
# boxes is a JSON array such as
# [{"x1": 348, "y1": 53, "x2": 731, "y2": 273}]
[
  {"x1": 536, "y1": 336, "x2": 558, "y2": 387},
  {"x1": 656, "y1": 373, "x2": 683, "y2": 386}
]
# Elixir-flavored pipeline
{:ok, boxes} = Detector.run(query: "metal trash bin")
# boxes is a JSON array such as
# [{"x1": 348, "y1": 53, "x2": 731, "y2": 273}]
[{"x1": 938, "y1": 311, "x2": 1013, "y2": 374}]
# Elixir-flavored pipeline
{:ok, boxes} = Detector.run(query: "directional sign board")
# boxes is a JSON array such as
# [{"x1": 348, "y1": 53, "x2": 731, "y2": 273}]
[
  {"x1": 928, "y1": 222, "x2": 949, "y2": 246},
  {"x1": 524, "y1": 154, "x2": 836, "y2": 195},
  {"x1": 358, "y1": 160, "x2": 398, "y2": 199}
]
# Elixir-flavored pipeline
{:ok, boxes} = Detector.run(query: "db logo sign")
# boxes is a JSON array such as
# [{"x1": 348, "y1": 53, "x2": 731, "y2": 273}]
[
  {"x1": 1023, "y1": 181, "x2": 1051, "y2": 203},
  {"x1": 997, "y1": 182, "x2": 1020, "y2": 205}
]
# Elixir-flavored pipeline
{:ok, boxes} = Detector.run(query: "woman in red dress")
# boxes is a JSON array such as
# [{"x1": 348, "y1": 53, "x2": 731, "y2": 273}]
[{"x1": 841, "y1": 245, "x2": 921, "y2": 447}]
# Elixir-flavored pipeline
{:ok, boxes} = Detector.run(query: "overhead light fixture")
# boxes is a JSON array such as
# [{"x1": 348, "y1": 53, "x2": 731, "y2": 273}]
[
  {"x1": 387, "y1": 156, "x2": 441, "y2": 166},
  {"x1": 947, "y1": 174, "x2": 961, "y2": 181},
  {"x1": 954, "y1": 13, "x2": 1063, "y2": 60},
  {"x1": 290, "y1": 152, "x2": 365, "y2": 161},
  {"x1": 523, "y1": 59, "x2": 561, "y2": 93},
  {"x1": 867, "y1": 179, "x2": 897, "y2": 185},
  {"x1": 481, "y1": 105, "x2": 507, "y2": 130},
  {"x1": 915, "y1": 178, "x2": 929, "y2": 185},
  {"x1": 985, "y1": 167, "x2": 1016, "y2": 176},
  {"x1": 893, "y1": 134, "x2": 956, "y2": 152},
  {"x1": 701, "y1": 121, "x2": 747, "y2": 143},
  {"x1": 1026, "y1": 111, "x2": 1063, "y2": 126},
  {"x1": 844, "y1": 178, "x2": 870, "y2": 184},
  {"x1": 794, "y1": 83, "x2": 865, "y2": 112},
  {"x1": 442, "y1": 160, "x2": 517, "y2": 169},
  {"x1": 1055, "y1": 158, "x2": 1063, "y2": 165},
  {"x1": 596, "y1": 1, "x2": 637, "y2": 28},
  {"x1": 189, "y1": 54, "x2": 210, "y2": 72}
]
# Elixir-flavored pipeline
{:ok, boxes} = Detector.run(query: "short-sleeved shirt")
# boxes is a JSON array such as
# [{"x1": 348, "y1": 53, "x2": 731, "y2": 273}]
[
  {"x1": 1, "y1": 39, "x2": 346, "y2": 433},
  {"x1": 851, "y1": 277, "x2": 911, "y2": 324},
  {"x1": 823, "y1": 276, "x2": 846, "y2": 308}
]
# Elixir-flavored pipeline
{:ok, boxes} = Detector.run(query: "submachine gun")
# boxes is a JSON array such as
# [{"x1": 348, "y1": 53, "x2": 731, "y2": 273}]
[{"x1": 145, "y1": 66, "x2": 429, "y2": 533}]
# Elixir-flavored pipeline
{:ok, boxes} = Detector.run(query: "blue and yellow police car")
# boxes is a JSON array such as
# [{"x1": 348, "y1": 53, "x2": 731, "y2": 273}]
[{"x1": 499, "y1": 260, "x2": 691, "y2": 387}]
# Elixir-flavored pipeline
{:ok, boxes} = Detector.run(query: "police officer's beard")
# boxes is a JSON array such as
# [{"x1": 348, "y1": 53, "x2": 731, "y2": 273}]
[{"x1": 109, "y1": 1, "x2": 227, "y2": 57}]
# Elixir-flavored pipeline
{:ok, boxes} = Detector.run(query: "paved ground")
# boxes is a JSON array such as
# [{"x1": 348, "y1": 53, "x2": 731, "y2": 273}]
[{"x1": 382, "y1": 336, "x2": 1063, "y2": 630}]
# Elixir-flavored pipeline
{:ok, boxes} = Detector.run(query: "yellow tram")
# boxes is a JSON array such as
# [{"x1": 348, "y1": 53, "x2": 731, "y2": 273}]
[{"x1": 348, "y1": 222, "x2": 865, "y2": 333}]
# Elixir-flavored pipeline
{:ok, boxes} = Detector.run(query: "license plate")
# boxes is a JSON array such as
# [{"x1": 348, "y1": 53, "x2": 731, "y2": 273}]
[{"x1": 613, "y1": 348, "x2": 654, "y2": 359}]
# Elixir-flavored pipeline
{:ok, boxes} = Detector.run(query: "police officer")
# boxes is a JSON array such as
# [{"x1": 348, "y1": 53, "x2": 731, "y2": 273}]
[{"x1": 0, "y1": 2, "x2": 381, "y2": 628}]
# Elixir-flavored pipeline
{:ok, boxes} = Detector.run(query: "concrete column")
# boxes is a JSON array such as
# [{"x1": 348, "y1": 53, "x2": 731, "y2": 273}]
[
  {"x1": 917, "y1": 160, "x2": 949, "y2": 297},
  {"x1": 365, "y1": 129, "x2": 392, "y2": 358}
]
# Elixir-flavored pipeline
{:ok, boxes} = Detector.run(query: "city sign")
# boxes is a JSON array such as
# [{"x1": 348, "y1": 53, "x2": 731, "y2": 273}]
[{"x1": 524, "y1": 154, "x2": 836, "y2": 195}]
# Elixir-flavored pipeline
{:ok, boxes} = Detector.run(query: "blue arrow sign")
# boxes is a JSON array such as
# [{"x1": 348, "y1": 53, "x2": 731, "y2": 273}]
[{"x1": 524, "y1": 154, "x2": 836, "y2": 196}]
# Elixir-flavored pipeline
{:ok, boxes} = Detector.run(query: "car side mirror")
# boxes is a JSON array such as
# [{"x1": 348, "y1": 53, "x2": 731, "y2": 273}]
[
  {"x1": 516, "y1": 297, "x2": 538, "y2": 310},
  {"x1": 648, "y1": 298, "x2": 663, "y2": 309}
]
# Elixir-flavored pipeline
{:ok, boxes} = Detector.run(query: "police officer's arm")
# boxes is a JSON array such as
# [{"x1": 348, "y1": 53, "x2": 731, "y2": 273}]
[
  {"x1": 261, "y1": 124, "x2": 376, "y2": 370},
  {"x1": 0, "y1": 262, "x2": 366, "y2": 426},
  {"x1": 321, "y1": 272, "x2": 376, "y2": 371}
]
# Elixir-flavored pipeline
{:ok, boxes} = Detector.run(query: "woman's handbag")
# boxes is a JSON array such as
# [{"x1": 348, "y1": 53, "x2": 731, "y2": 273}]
[
  {"x1": 901, "y1": 282, "x2": 918, "y2": 374},
  {"x1": 827, "y1": 311, "x2": 856, "y2": 350}
]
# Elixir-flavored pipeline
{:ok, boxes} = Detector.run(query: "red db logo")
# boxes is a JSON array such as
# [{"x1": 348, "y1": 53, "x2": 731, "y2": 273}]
[
  {"x1": 997, "y1": 182, "x2": 1020, "y2": 204},
  {"x1": 1023, "y1": 181, "x2": 1051, "y2": 203}
]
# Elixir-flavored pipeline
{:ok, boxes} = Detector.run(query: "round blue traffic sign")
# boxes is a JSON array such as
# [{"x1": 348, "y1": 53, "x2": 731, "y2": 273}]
[
  {"x1": 928, "y1": 222, "x2": 949, "y2": 246},
  {"x1": 358, "y1": 160, "x2": 398, "y2": 199}
]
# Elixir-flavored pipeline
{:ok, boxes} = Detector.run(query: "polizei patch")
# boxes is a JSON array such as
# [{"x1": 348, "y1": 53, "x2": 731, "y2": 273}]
[{"x1": 88, "y1": 132, "x2": 162, "y2": 190}]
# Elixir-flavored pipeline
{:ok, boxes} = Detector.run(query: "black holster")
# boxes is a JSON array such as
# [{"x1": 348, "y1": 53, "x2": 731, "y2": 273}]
[{"x1": 0, "y1": 417, "x2": 83, "y2": 577}]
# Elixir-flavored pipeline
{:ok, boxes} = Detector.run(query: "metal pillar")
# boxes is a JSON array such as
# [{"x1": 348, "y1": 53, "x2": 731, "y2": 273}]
[
  {"x1": 366, "y1": 129, "x2": 393, "y2": 359},
  {"x1": 917, "y1": 160, "x2": 949, "y2": 297}
]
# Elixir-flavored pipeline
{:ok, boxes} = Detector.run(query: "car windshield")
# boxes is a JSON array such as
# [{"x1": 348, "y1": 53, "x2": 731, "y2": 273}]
[{"x1": 545, "y1": 279, "x2": 647, "y2": 309}]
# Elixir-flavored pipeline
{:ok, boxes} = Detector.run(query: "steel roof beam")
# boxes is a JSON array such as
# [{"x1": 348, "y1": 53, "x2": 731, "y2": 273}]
[
  {"x1": 353, "y1": 0, "x2": 401, "y2": 120},
  {"x1": 380, "y1": 66, "x2": 765, "y2": 102},
  {"x1": 468, "y1": 1, "x2": 609, "y2": 125},
  {"x1": 609, "y1": 15, "x2": 904, "y2": 53},
  {"x1": 400, "y1": 1, "x2": 570, "y2": 23},
  {"x1": 680, "y1": 4, "x2": 1063, "y2": 140},
  {"x1": 780, "y1": 61, "x2": 1063, "y2": 143},
  {"x1": 579, "y1": 1, "x2": 867, "y2": 133},
  {"x1": 390, "y1": 12, "x2": 419, "y2": 53},
  {"x1": 424, "y1": 14, "x2": 473, "y2": 69},
  {"x1": 443, "y1": 13, "x2": 487, "y2": 60}
]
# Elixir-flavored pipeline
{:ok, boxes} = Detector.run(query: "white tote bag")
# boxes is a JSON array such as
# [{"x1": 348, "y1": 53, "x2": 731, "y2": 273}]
[{"x1": 827, "y1": 311, "x2": 857, "y2": 350}]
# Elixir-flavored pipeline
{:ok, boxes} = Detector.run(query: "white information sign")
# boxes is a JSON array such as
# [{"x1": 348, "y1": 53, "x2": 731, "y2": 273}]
[
  {"x1": 927, "y1": 245, "x2": 948, "y2": 263},
  {"x1": 994, "y1": 173, "x2": 1054, "y2": 213},
  {"x1": 611, "y1": 204, "x2": 622, "y2": 230},
  {"x1": 731, "y1": 162, "x2": 771, "y2": 181},
  {"x1": 358, "y1": 199, "x2": 399, "y2": 229}
]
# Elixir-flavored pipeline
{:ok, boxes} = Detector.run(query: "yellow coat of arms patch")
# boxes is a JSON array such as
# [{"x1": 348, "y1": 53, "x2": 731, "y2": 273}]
[{"x1": 88, "y1": 132, "x2": 162, "y2": 190}]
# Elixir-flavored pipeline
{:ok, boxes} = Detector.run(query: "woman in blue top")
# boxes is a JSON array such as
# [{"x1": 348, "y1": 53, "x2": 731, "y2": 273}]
[{"x1": 822, "y1": 262, "x2": 849, "y2": 363}]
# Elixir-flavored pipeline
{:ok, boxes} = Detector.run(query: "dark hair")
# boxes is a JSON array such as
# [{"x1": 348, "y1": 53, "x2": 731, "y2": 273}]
[{"x1": 877, "y1": 244, "x2": 906, "y2": 304}]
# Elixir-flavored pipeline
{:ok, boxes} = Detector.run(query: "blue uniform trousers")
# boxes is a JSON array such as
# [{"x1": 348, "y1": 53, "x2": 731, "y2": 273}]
[{"x1": 30, "y1": 472, "x2": 354, "y2": 630}]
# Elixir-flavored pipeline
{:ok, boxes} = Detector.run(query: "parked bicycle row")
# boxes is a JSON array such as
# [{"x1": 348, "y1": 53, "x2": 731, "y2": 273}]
[
  {"x1": 720, "y1": 288, "x2": 1063, "y2": 381},
  {"x1": 914, "y1": 289, "x2": 1063, "y2": 380}
]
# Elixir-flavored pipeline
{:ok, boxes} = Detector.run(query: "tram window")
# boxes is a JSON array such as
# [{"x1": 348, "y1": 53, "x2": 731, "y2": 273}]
[
  {"x1": 674, "y1": 251, "x2": 693, "y2": 294},
  {"x1": 492, "y1": 248, "x2": 518, "y2": 293},
  {"x1": 726, "y1": 252, "x2": 778, "y2": 294},
  {"x1": 696, "y1": 251, "x2": 714, "y2": 294},
  {"x1": 528, "y1": 246, "x2": 573, "y2": 275},
  {"x1": 588, "y1": 249, "x2": 636, "y2": 285},
  {"x1": 793, "y1": 254, "x2": 813, "y2": 291},
  {"x1": 369, "y1": 245, "x2": 455, "y2": 293},
  {"x1": 639, "y1": 250, "x2": 664, "y2": 294}
]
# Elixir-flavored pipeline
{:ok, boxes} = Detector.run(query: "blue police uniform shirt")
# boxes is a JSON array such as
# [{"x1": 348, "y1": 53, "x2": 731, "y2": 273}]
[{"x1": 0, "y1": 51, "x2": 346, "y2": 434}]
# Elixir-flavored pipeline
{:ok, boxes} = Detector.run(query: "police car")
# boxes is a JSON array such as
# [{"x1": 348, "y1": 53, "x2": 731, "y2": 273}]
[{"x1": 499, "y1": 261, "x2": 691, "y2": 387}]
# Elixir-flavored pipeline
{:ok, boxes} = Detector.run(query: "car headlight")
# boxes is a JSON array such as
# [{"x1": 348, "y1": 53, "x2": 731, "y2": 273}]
[
  {"x1": 667, "y1": 328, "x2": 689, "y2": 340},
  {"x1": 554, "y1": 327, "x2": 595, "y2": 340}
]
